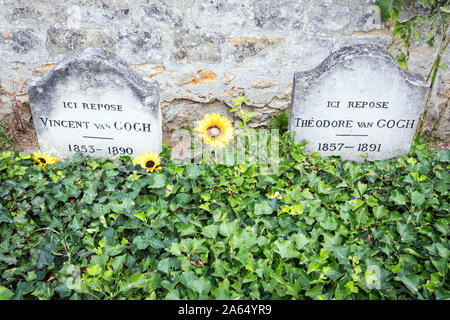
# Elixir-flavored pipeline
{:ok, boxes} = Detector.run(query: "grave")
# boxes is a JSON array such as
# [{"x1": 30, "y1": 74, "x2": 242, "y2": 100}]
[
  {"x1": 28, "y1": 47, "x2": 162, "y2": 159},
  {"x1": 289, "y1": 44, "x2": 428, "y2": 162}
]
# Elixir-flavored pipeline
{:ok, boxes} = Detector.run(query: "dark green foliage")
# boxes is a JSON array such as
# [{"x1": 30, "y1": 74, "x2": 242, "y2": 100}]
[
  {"x1": 0, "y1": 135, "x2": 448, "y2": 300},
  {"x1": 0, "y1": 123, "x2": 13, "y2": 152},
  {"x1": 374, "y1": 0, "x2": 449, "y2": 69},
  {"x1": 271, "y1": 112, "x2": 290, "y2": 133}
]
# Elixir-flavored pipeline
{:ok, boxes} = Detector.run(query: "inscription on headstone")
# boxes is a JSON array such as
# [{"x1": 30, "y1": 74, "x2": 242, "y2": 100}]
[
  {"x1": 289, "y1": 44, "x2": 428, "y2": 162},
  {"x1": 29, "y1": 47, "x2": 162, "y2": 159}
]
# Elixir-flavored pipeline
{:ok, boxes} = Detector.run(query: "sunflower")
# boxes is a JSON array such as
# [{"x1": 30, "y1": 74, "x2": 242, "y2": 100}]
[
  {"x1": 33, "y1": 151, "x2": 58, "y2": 168},
  {"x1": 133, "y1": 153, "x2": 162, "y2": 172},
  {"x1": 195, "y1": 113, "x2": 234, "y2": 148}
]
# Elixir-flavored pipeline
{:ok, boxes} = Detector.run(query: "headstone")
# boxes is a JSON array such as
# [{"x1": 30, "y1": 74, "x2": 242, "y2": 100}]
[
  {"x1": 289, "y1": 44, "x2": 428, "y2": 162},
  {"x1": 28, "y1": 47, "x2": 162, "y2": 159}
]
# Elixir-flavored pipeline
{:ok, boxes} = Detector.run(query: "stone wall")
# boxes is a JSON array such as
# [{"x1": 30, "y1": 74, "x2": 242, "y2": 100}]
[{"x1": 0, "y1": 0, "x2": 448, "y2": 146}]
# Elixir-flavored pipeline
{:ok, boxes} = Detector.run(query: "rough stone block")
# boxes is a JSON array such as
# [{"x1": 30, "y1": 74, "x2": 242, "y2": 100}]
[
  {"x1": 28, "y1": 47, "x2": 162, "y2": 159},
  {"x1": 289, "y1": 44, "x2": 429, "y2": 161}
]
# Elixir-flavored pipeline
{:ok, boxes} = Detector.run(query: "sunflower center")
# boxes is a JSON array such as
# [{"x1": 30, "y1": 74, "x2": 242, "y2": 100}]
[
  {"x1": 145, "y1": 160, "x2": 155, "y2": 168},
  {"x1": 38, "y1": 158, "x2": 47, "y2": 164},
  {"x1": 207, "y1": 125, "x2": 222, "y2": 140}
]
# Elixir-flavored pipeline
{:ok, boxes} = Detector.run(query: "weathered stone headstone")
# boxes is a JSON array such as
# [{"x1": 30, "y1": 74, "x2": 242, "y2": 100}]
[
  {"x1": 289, "y1": 44, "x2": 428, "y2": 162},
  {"x1": 28, "y1": 47, "x2": 162, "y2": 159}
]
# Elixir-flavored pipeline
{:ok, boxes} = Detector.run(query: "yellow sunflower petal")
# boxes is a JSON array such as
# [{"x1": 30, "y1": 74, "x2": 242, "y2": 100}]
[
  {"x1": 132, "y1": 154, "x2": 145, "y2": 167},
  {"x1": 33, "y1": 151, "x2": 58, "y2": 168},
  {"x1": 133, "y1": 153, "x2": 161, "y2": 172},
  {"x1": 195, "y1": 113, "x2": 234, "y2": 148}
]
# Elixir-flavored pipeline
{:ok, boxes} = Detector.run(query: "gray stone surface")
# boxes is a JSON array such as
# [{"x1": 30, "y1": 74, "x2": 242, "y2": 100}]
[
  {"x1": 289, "y1": 44, "x2": 428, "y2": 161},
  {"x1": 0, "y1": 0, "x2": 447, "y2": 145},
  {"x1": 28, "y1": 47, "x2": 162, "y2": 159},
  {"x1": 354, "y1": 4, "x2": 384, "y2": 32}
]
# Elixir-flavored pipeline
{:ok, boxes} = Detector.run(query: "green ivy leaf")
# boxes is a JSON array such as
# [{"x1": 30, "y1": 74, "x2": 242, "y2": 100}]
[
  {"x1": 417, "y1": 0, "x2": 436, "y2": 8},
  {"x1": 373, "y1": 205, "x2": 388, "y2": 219},
  {"x1": 374, "y1": 0, "x2": 402, "y2": 21},
  {"x1": 202, "y1": 224, "x2": 219, "y2": 239},
  {"x1": 411, "y1": 191, "x2": 425, "y2": 207},
  {"x1": 396, "y1": 273, "x2": 421, "y2": 297},
  {"x1": 255, "y1": 201, "x2": 273, "y2": 216},
  {"x1": 390, "y1": 190, "x2": 406, "y2": 206},
  {"x1": 157, "y1": 258, "x2": 172, "y2": 273},
  {"x1": 148, "y1": 174, "x2": 166, "y2": 188},
  {"x1": 185, "y1": 164, "x2": 203, "y2": 179},
  {"x1": 119, "y1": 273, "x2": 148, "y2": 292},
  {"x1": 305, "y1": 284, "x2": 323, "y2": 299},
  {"x1": 192, "y1": 277, "x2": 211, "y2": 295},
  {"x1": 274, "y1": 240, "x2": 300, "y2": 259},
  {"x1": 87, "y1": 264, "x2": 102, "y2": 276},
  {"x1": 0, "y1": 286, "x2": 14, "y2": 300}
]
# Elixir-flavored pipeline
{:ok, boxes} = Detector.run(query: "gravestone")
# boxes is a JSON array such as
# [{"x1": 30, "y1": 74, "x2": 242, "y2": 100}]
[
  {"x1": 28, "y1": 47, "x2": 162, "y2": 159},
  {"x1": 289, "y1": 44, "x2": 428, "y2": 162}
]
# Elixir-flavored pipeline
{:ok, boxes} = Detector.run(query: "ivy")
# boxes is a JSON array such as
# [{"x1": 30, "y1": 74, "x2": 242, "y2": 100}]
[
  {"x1": 375, "y1": 0, "x2": 449, "y2": 139},
  {"x1": 375, "y1": 0, "x2": 403, "y2": 21},
  {"x1": 375, "y1": 0, "x2": 449, "y2": 68},
  {"x1": 0, "y1": 135, "x2": 448, "y2": 300}
]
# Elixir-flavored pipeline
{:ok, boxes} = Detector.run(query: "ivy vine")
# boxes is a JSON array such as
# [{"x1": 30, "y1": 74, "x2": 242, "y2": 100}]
[{"x1": 374, "y1": 0, "x2": 449, "y2": 137}]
